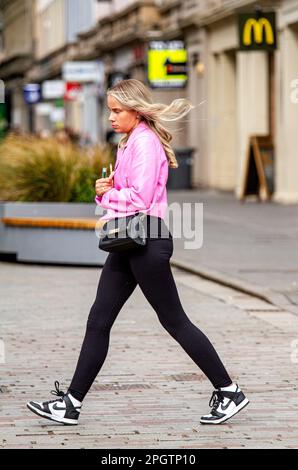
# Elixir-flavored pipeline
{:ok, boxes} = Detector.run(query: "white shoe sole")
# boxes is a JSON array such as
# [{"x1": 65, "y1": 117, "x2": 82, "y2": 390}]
[
  {"x1": 26, "y1": 402, "x2": 78, "y2": 425},
  {"x1": 200, "y1": 397, "x2": 250, "y2": 424}
]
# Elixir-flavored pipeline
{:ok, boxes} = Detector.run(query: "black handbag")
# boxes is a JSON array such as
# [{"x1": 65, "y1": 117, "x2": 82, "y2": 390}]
[{"x1": 98, "y1": 212, "x2": 147, "y2": 253}]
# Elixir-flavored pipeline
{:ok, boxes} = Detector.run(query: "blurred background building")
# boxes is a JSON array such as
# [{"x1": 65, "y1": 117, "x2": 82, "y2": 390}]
[{"x1": 0, "y1": 0, "x2": 298, "y2": 202}]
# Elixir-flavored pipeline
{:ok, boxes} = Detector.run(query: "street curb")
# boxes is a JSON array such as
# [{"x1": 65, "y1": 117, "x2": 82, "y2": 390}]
[{"x1": 170, "y1": 257, "x2": 298, "y2": 316}]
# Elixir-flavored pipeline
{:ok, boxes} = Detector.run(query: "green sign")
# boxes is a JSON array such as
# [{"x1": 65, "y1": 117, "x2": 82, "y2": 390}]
[
  {"x1": 0, "y1": 104, "x2": 8, "y2": 140},
  {"x1": 55, "y1": 98, "x2": 64, "y2": 108},
  {"x1": 238, "y1": 12, "x2": 277, "y2": 51}
]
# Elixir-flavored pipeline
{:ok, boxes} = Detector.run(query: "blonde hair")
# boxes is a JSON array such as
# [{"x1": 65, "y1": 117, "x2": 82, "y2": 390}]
[{"x1": 107, "y1": 79, "x2": 194, "y2": 169}]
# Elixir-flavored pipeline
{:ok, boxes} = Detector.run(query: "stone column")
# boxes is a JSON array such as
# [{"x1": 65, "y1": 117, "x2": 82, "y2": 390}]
[
  {"x1": 235, "y1": 51, "x2": 269, "y2": 198},
  {"x1": 274, "y1": 23, "x2": 298, "y2": 203}
]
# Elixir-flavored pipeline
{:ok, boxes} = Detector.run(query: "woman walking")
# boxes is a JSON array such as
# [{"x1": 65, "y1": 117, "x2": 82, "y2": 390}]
[{"x1": 27, "y1": 79, "x2": 249, "y2": 426}]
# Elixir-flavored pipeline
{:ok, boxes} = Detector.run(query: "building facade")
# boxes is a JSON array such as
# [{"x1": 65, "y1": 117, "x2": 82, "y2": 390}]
[
  {"x1": 160, "y1": 0, "x2": 298, "y2": 203},
  {"x1": 0, "y1": 0, "x2": 35, "y2": 131}
]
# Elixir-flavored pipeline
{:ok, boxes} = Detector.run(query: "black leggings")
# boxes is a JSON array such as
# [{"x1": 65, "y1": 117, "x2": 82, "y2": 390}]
[{"x1": 68, "y1": 218, "x2": 232, "y2": 401}]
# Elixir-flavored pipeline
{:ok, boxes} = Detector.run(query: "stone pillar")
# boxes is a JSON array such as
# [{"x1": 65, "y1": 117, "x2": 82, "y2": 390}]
[
  {"x1": 208, "y1": 50, "x2": 237, "y2": 189},
  {"x1": 274, "y1": 23, "x2": 298, "y2": 203},
  {"x1": 235, "y1": 51, "x2": 269, "y2": 197}
]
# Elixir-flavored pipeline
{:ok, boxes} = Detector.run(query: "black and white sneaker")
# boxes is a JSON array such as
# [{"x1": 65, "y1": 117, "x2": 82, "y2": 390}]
[
  {"x1": 200, "y1": 383, "x2": 249, "y2": 424},
  {"x1": 27, "y1": 381, "x2": 82, "y2": 425}
]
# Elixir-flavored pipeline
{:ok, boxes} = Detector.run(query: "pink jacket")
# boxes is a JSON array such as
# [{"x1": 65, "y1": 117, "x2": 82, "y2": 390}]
[{"x1": 95, "y1": 120, "x2": 169, "y2": 221}]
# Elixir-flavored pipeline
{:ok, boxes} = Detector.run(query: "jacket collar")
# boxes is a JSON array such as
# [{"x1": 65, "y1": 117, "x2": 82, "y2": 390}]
[{"x1": 121, "y1": 120, "x2": 149, "y2": 150}]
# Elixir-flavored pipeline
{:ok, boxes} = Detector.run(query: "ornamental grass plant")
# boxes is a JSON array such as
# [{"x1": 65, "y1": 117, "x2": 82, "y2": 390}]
[{"x1": 0, "y1": 135, "x2": 113, "y2": 202}]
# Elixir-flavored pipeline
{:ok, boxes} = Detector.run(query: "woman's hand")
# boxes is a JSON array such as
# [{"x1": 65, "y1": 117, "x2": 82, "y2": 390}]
[{"x1": 95, "y1": 171, "x2": 115, "y2": 197}]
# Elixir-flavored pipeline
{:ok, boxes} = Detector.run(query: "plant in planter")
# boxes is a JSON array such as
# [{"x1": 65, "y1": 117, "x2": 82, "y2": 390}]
[{"x1": 0, "y1": 135, "x2": 114, "y2": 202}]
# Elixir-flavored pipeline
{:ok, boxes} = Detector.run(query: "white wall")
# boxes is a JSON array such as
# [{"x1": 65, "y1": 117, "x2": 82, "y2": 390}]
[
  {"x1": 274, "y1": 21, "x2": 298, "y2": 203},
  {"x1": 36, "y1": 0, "x2": 65, "y2": 59}
]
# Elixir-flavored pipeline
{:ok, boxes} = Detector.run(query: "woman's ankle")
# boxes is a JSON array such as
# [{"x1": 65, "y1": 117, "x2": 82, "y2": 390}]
[{"x1": 67, "y1": 389, "x2": 84, "y2": 404}]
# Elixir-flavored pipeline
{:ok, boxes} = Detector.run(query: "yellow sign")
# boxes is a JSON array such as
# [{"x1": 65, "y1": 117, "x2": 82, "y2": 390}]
[
  {"x1": 239, "y1": 12, "x2": 277, "y2": 51},
  {"x1": 243, "y1": 18, "x2": 274, "y2": 46},
  {"x1": 148, "y1": 41, "x2": 187, "y2": 88}
]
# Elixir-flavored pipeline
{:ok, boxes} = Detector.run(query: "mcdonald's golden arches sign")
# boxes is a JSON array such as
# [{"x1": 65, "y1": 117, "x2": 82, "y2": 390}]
[{"x1": 238, "y1": 12, "x2": 277, "y2": 51}]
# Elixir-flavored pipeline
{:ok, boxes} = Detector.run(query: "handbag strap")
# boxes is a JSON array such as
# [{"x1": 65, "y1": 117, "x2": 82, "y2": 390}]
[{"x1": 134, "y1": 212, "x2": 146, "y2": 221}]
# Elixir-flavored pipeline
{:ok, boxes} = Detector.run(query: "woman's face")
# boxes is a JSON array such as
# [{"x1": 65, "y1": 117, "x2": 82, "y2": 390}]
[{"x1": 107, "y1": 95, "x2": 139, "y2": 134}]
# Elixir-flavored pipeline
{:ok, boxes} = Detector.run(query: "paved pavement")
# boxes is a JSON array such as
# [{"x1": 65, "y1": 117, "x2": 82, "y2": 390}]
[
  {"x1": 1, "y1": 260, "x2": 298, "y2": 449},
  {"x1": 168, "y1": 190, "x2": 298, "y2": 315}
]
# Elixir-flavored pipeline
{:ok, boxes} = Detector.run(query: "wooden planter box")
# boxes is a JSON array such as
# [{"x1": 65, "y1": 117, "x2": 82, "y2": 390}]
[{"x1": 0, "y1": 202, "x2": 108, "y2": 266}]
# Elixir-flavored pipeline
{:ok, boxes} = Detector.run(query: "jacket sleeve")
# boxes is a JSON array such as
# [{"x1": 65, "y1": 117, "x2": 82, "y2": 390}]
[{"x1": 96, "y1": 135, "x2": 161, "y2": 213}]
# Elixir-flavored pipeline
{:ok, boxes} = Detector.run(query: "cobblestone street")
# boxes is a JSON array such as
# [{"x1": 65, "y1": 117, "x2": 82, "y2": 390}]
[{"x1": 1, "y1": 261, "x2": 297, "y2": 448}]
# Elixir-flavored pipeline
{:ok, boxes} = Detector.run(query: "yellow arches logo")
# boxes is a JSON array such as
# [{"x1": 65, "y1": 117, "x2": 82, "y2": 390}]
[
  {"x1": 239, "y1": 12, "x2": 277, "y2": 50},
  {"x1": 243, "y1": 18, "x2": 274, "y2": 46}
]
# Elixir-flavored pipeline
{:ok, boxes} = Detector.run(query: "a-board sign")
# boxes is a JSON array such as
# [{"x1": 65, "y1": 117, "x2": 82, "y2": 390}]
[{"x1": 239, "y1": 135, "x2": 274, "y2": 201}]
